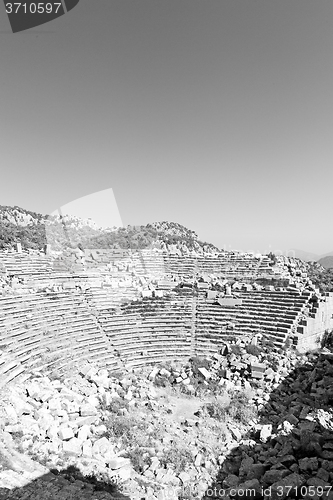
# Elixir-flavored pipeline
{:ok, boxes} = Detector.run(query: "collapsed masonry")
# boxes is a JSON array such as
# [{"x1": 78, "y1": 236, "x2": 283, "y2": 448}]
[{"x1": 1, "y1": 341, "x2": 333, "y2": 498}]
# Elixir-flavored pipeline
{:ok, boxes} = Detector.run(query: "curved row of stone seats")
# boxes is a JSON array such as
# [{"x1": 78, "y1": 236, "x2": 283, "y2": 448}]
[
  {"x1": 123, "y1": 350, "x2": 192, "y2": 370},
  {"x1": 98, "y1": 307, "x2": 193, "y2": 334},
  {"x1": 117, "y1": 295, "x2": 193, "y2": 316},
  {"x1": 194, "y1": 290, "x2": 310, "y2": 355},
  {"x1": 0, "y1": 352, "x2": 32, "y2": 388},
  {"x1": 99, "y1": 319, "x2": 192, "y2": 341},
  {"x1": 82, "y1": 249, "x2": 274, "y2": 278},
  {"x1": 109, "y1": 334, "x2": 191, "y2": 357},
  {"x1": 130, "y1": 252, "x2": 168, "y2": 276},
  {"x1": 100, "y1": 329, "x2": 192, "y2": 365},
  {"x1": 96, "y1": 296, "x2": 193, "y2": 368},
  {"x1": 51, "y1": 261, "x2": 86, "y2": 273},
  {"x1": 85, "y1": 286, "x2": 139, "y2": 310},
  {"x1": 161, "y1": 255, "x2": 197, "y2": 276},
  {"x1": 84, "y1": 248, "x2": 131, "y2": 268},
  {"x1": 12, "y1": 271, "x2": 115, "y2": 292},
  {"x1": 0, "y1": 251, "x2": 53, "y2": 276},
  {"x1": 196, "y1": 254, "x2": 272, "y2": 275},
  {"x1": 0, "y1": 291, "x2": 119, "y2": 380},
  {"x1": 44, "y1": 249, "x2": 279, "y2": 283}
]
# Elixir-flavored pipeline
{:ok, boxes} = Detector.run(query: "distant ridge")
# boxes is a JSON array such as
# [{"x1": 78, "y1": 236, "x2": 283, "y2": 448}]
[
  {"x1": 287, "y1": 248, "x2": 333, "y2": 264},
  {"x1": 318, "y1": 255, "x2": 333, "y2": 269},
  {"x1": 0, "y1": 205, "x2": 331, "y2": 264},
  {"x1": 0, "y1": 205, "x2": 220, "y2": 253},
  {"x1": 288, "y1": 249, "x2": 320, "y2": 262}
]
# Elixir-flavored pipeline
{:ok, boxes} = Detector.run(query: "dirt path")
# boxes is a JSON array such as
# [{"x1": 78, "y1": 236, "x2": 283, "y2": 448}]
[{"x1": 154, "y1": 387, "x2": 215, "y2": 421}]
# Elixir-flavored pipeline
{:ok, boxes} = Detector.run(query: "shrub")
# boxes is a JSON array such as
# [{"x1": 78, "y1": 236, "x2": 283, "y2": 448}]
[
  {"x1": 153, "y1": 375, "x2": 170, "y2": 388},
  {"x1": 103, "y1": 407, "x2": 163, "y2": 467},
  {"x1": 260, "y1": 337, "x2": 276, "y2": 350},
  {"x1": 245, "y1": 344, "x2": 262, "y2": 357},
  {"x1": 203, "y1": 389, "x2": 256, "y2": 426},
  {"x1": 321, "y1": 329, "x2": 333, "y2": 350},
  {"x1": 230, "y1": 344, "x2": 243, "y2": 355},
  {"x1": 204, "y1": 391, "x2": 231, "y2": 416},
  {"x1": 106, "y1": 397, "x2": 130, "y2": 416},
  {"x1": 190, "y1": 356, "x2": 211, "y2": 377},
  {"x1": 159, "y1": 442, "x2": 193, "y2": 474}
]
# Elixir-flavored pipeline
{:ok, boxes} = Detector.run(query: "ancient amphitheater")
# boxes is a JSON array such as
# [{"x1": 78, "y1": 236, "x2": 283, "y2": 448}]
[
  {"x1": 1, "y1": 245, "x2": 333, "y2": 383},
  {"x1": 1, "y1": 242, "x2": 333, "y2": 499}
]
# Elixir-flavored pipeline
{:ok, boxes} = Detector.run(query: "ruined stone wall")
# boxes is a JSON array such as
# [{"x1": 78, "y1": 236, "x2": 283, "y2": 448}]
[{"x1": 296, "y1": 292, "x2": 333, "y2": 351}]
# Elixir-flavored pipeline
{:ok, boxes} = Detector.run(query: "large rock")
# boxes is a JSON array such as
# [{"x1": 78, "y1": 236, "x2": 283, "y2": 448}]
[
  {"x1": 58, "y1": 427, "x2": 74, "y2": 441},
  {"x1": 92, "y1": 436, "x2": 115, "y2": 461},
  {"x1": 62, "y1": 437, "x2": 82, "y2": 456},
  {"x1": 268, "y1": 473, "x2": 306, "y2": 500}
]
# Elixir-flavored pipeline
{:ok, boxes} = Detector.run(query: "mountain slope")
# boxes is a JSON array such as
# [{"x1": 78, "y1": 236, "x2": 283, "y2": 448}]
[
  {"x1": 0, "y1": 206, "x2": 219, "y2": 253},
  {"x1": 318, "y1": 255, "x2": 333, "y2": 269},
  {"x1": 289, "y1": 249, "x2": 320, "y2": 262}
]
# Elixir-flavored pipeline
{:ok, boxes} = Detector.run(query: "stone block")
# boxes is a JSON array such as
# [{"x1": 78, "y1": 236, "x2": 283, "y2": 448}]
[
  {"x1": 46, "y1": 425, "x2": 58, "y2": 440},
  {"x1": 194, "y1": 453, "x2": 203, "y2": 467},
  {"x1": 82, "y1": 439, "x2": 93, "y2": 457},
  {"x1": 92, "y1": 436, "x2": 115, "y2": 460},
  {"x1": 198, "y1": 367, "x2": 211, "y2": 379},
  {"x1": 4, "y1": 405, "x2": 18, "y2": 424},
  {"x1": 80, "y1": 403, "x2": 97, "y2": 417},
  {"x1": 58, "y1": 427, "x2": 74, "y2": 441},
  {"x1": 77, "y1": 424, "x2": 90, "y2": 442},
  {"x1": 260, "y1": 424, "x2": 272, "y2": 443},
  {"x1": 62, "y1": 437, "x2": 82, "y2": 456},
  {"x1": 26, "y1": 383, "x2": 41, "y2": 400},
  {"x1": 107, "y1": 457, "x2": 131, "y2": 469}
]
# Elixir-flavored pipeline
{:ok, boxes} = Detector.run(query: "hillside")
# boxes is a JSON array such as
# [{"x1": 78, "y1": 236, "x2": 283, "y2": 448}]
[
  {"x1": 289, "y1": 248, "x2": 320, "y2": 262},
  {"x1": 318, "y1": 255, "x2": 333, "y2": 269},
  {"x1": 304, "y1": 261, "x2": 333, "y2": 292},
  {"x1": 276, "y1": 248, "x2": 333, "y2": 264},
  {"x1": 0, "y1": 205, "x2": 219, "y2": 253}
]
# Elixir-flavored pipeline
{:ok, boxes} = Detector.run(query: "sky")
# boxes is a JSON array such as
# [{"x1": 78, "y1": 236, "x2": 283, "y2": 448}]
[{"x1": 0, "y1": 0, "x2": 332, "y2": 255}]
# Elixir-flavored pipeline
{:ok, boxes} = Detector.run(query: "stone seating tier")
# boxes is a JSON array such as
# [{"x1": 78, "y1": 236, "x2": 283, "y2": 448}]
[
  {"x1": 0, "y1": 291, "x2": 120, "y2": 378},
  {"x1": 0, "y1": 255, "x2": 321, "y2": 385},
  {"x1": 193, "y1": 290, "x2": 310, "y2": 351}
]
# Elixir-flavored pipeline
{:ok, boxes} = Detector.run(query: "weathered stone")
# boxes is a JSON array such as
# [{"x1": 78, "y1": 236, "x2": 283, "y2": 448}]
[
  {"x1": 316, "y1": 467, "x2": 330, "y2": 482},
  {"x1": 77, "y1": 424, "x2": 90, "y2": 442},
  {"x1": 107, "y1": 457, "x2": 131, "y2": 469},
  {"x1": 4, "y1": 405, "x2": 18, "y2": 424},
  {"x1": 299, "y1": 457, "x2": 318, "y2": 472},
  {"x1": 194, "y1": 453, "x2": 203, "y2": 467},
  {"x1": 58, "y1": 426, "x2": 74, "y2": 441},
  {"x1": 80, "y1": 403, "x2": 97, "y2": 416},
  {"x1": 262, "y1": 469, "x2": 289, "y2": 485},
  {"x1": 92, "y1": 436, "x2": 115, "y2": 460},
  {"x1": 269, "y1": 473, "x2": 306, "y2": 500},
  {"x1": 82, "y1": 439, "x2": 93, "y2": 457},
  {"x1": 260, "y1": 425, "x2": 272, "y2": 443},
  {"x1": 62, "y1": 437, "x2": 82, "y2": 456},
  {"x1": 198, "y1": 367, "x2": 211, "y2": 379}
]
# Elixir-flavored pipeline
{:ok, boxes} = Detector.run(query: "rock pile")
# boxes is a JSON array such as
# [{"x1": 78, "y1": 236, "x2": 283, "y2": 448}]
[
  {"x1": 149, "y1": 337, "x2": 301, "y2": 401},
  {"x1": 1, "y1": 341, "x2": 333, "y2": 499},
  {"x1": 204, "y1": 349, "x2": 333, "y2": 499},
  {"x1": 0, "y1": 366, "x2": 140, "y2": 496}
]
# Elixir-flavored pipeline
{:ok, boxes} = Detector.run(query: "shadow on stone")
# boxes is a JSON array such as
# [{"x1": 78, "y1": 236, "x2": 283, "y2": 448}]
[
  {"x1": 201, "y1": 351, "x2": 333, "y2": 500},
  {"x1": 0, "y1": 464, "x2": 131, "y2": 499}
]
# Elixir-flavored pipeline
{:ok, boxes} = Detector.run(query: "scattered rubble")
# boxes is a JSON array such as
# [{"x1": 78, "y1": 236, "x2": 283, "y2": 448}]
[{"x1": 0, "y1": 338, "x2": 332, "y2": 499}]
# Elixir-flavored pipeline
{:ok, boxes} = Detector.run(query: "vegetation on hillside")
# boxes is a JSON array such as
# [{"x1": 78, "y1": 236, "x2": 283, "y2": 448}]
[
  {"x1": 306, "y1": 262, "x2": 333, "y2": 292},
  {"x1": 318, "y1": 255, "x2": 333, "y2": 269},
  {"x1": 0, "y1": 205, "x2": 220, "y2": 253}
]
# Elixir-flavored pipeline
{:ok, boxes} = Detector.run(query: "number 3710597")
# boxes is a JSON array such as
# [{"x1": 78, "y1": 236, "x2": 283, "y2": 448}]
[{"x1": 5, "y1": 3, "x2": 62, "y2": 14}]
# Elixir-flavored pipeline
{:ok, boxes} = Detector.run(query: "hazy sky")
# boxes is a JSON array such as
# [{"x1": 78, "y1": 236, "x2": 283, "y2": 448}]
[{"x1": 0, "y1": 0, "x2": 332, "y2": 254}]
